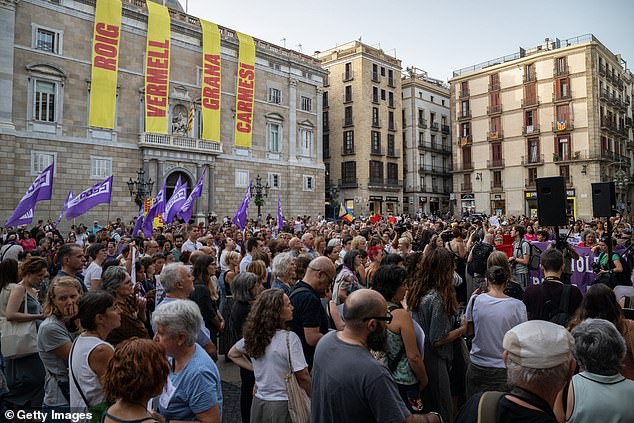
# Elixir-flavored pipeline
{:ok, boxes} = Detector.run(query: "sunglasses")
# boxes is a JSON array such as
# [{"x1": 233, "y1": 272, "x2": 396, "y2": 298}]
[{"x1": 362, "y1": 310, "x2": 393, "y2": 324}]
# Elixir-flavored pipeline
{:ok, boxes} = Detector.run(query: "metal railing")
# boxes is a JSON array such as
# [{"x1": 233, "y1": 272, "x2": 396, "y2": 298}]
[{"x1": 139, "y1": 133, "x2": 222, "y2": 154}]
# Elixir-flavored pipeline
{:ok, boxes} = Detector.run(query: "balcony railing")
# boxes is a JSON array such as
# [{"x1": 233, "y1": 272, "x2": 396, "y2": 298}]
[
  {"x1": 553, "y1": 120, "x2": 574, "y2": 132},
  {"x1": 454, "y1": 161, "x2": 474, "y2": 172},
  {"x1": 386, "y1": 179, "x2": 402, "y2": 188},
  {"x1": 599, "y1": 64, "x2": 606, "y2": 76},
  {"x1": 491, "y1": 180, "x2": 504, "y2": 191},
  {"x1": 487, "y1": 130, "x2": 504, "y2": 141},
  {"x1": 139, "y1": 133, "x2": 222, "y2": 154},
  {"x1": 553, "y1": 64, "x2": 569, "y2": 77},
  {"x1": 457, "y1": 111, "x2": 472, "y2": 121},
  {"x1": 341, "y1": 145, "x2": 355, "y2": 155},
  {"x1": 521, "y1": 154, "x2": 544, "y2": 165},
  {"x1": 521, "y1": 97, "x2": 540, "y2": 108},
  {"x1": 459, "y1": 135, "x2": 473, "y2": 145},
  {"x1": 489, "y1": 81, "x2": 500, "y2": 91},
  {"x1": 487, "y1": 104, "x2": 502, "y2": 115},
  {"x1": 368, "y1": 177, "x2": 384, "y2": 187},
  {"x1": 339, "y1": 178, "x2": 358, "y2": 188},
  {"x1": 342, "y1": 71, "x2": 354, "y2": 82},
  {"x1": 553, "y1": 91, "x2": 572, "y2": 102},
  {"x1": 487, "y1": 159, "x2": 505, "y2": 168},
  {"x1": 523, "y1": 73, "x2": 537, "y2": 83},
  {"x1": 441, "y1": 124, "x2": 450, "y2": 135},
  {"x1": 626, "y1": 117, "x2": 633, "y2": 128},
  {"x1": 600, "y1": 88, "x2": 611, "y2": 102},
  {"x1": 459, "y1": 89, "x2": 470, "y2": 98},
  {"x1": 430, "y1": 122, "x2": 439, "y2": 131},
  {"x1": 461, "y1": 182, "x2": 473, "y2": 192},
  {"x1": 525, "y1": 178, "x2": 537, "y2": 189},
  {"x1": 418, "y1": 119, "x2": 428, "y2": 129},
  {"x1": 522, "y1": 125, "x2": 540, "y2": 136},
  {"x1": 553, "y1": 150, "x2": 581, "y2": 162}
]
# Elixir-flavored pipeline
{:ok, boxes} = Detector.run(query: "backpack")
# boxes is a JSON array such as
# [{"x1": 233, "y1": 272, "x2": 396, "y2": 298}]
[
  {"x1": 541, "y1": 283, "x2": 572, "y2": 326},
  {"x1": 467, "y1": 242, "x2": 494, "y2": 276},
  {"x1": 598, "y1": 251, "x2": 631, "y2": 287},
  {"x1": 519, "y1": 240, "x2": 542, "y2": 271}
]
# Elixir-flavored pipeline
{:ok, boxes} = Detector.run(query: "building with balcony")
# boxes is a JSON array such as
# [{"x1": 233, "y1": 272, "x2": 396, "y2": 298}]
[
  {"x1": 0, "y1": 0, "x2": 326, "y2": 227},
  {"x1": 317, "y1": 41, "x2": 403, "y2": 217},
  {"x1": 401, "y1": 67, "x2": 451, "y2": 215},
  {"x1": 450, "y1": 35, "x2": 633, "y2": 219}
]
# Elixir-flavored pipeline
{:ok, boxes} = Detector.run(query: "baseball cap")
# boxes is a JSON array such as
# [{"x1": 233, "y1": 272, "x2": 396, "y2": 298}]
[{"x1": 503, "y1": 321, "x2": 573, "y2": 369}]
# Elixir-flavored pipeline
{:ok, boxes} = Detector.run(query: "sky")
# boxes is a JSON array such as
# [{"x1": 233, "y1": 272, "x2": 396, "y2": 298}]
[{"x1": 185, "y1": 0, "x2": 634, "y2": 82}]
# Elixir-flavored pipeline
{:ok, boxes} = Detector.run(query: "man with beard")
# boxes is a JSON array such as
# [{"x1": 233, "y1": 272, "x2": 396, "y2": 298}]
[{"x1": 311, "y1": 289, "x2": 441, "y2": 423}]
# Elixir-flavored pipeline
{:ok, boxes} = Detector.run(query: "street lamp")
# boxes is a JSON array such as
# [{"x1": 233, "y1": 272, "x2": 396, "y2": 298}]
[
  {"x1": 251, "y1": 174, "x2": 270, "y2": 218},
  {"x1": 614, "y1": 168, "x2": 631, "y2": 212},
  {"x1": 127, "y1": 168, "x2": 154, "y2": 207}
]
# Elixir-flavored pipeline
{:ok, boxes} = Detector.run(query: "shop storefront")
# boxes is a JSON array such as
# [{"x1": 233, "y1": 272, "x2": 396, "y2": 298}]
[
  {"x1": 369, "y1": 196, "x2": 383, "y2": 215},
  {"x1": 386, "y1": 196, "x2": 399, "y2": 215},
  {"x1": 461, "y1": 193, "x2": 475, "y2": 216}
]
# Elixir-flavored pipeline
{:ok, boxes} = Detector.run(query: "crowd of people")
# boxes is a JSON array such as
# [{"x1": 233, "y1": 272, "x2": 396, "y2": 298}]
[{"x1": 0, "y1": 211, "x2": 633, "y2": 423}]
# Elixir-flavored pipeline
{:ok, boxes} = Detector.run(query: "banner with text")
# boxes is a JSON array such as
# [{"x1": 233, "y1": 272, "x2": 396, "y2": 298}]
[
  {"x1": 144, "y1": 2, "x2": 171, "y2": 134},
  {"x1": 234, "y1": 32, "x2": 255, "y2": 148},
  {"x1": 65, "y1": 176, "x2": 113, "y2": 220},
  {"x1": 88, "y1": 0, "x2": 122, "y2": 129},
  {"x1": 200, "y1": 19, "x2": 221, "y2": 142}
]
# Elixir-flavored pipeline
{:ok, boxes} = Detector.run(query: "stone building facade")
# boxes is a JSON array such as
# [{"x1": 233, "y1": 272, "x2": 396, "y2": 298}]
[
  {"x1": 0, "y1": 0, "x2": 326, "y2": 230},
  {"x1": 401, "y1": 68, "x2": 452, "y2": 216},
  {"x1": 450, "y1": 35, "x2": 633, "y2": 220},
  {"x1": 317, "y1": 41, "x2": 403, "y2": 218}
]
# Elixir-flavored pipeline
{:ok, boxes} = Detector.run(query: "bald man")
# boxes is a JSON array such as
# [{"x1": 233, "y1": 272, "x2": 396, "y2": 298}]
[
  {"x1": 311, "y1": 289, "x2": 440, "y2": 423},
  {"x1": 289, "y1": 256, "x2": 336, "y2": 370}
]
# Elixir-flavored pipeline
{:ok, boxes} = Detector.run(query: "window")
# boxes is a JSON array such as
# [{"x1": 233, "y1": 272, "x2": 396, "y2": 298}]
[
  {"x1": 322, "y1": 91, "x2": 328, "y2": 108},
  {"x1": 381, "y1": 89, "x2": 386, "y2": 101},
  {"x1": 388, "y1": 111, "x2": 395, "y2": 130},
  {"x1": 301, "y1": 96, "x2": 312, "y2": 112},
  {"x1": 492, "y1": 143, "x2": 502, "y2": 161},
  {"x1": 344, "y1": 62, "x2": 353, "y2": 80},
  {"x1": 490, "y1": 73, "x2": 500, "y2": 90},
  {"x1": 323, "y1": 133, "x2": 330, "y2": 158},
  {"x1": 490, "y1": 116, "x2": 501, "y2": 133},
  {"x1": 267, "y1": 122, "x2": 281, "y2": 152},
  {"x1": 372, "y1": 86, "x2": 379, "y2": 103},
  {"x1": 344, "y1": 85, "x2": 352, "y2": 103},
  {"x1": 555, "y1": 57, "x2": 567, "y2": 74},
  {"x1": 303, "y1": 175, "x2": 314, "y2": 192},
  {"x1": 267, "y1": 173, "x2": 280, "y2": 189},
  {"x1": 493, "y1": 171, "x2": 502, "y2": 187},
  {"x1": 90, "y1": 157, "x2": 112, "y2": 179},
  {"x1": 387, "y1": 163, "x2": 398, "y2": 182},
  {"x1": 387, "y1": 134, "x2": 395, "y2": 156},
  {"x1": 371, "y1": 131, "x2": 381, "y2": 154},
  {"x1": 525, "y1": 64, "x2": 535, "y2": 81},
  {"x1": 430, "y1": 111, "x2": 437, "y2": 124},
  {"x1": 344, "y1": 106, "x2": 353, "y2": 126},
  {"x1": 322, "y1": 111, "x2": 329, "y2": 130},
  {"x1": 524, "y1": 83, "x2": 537, "y2": 103},
  {"x1": 34, "y1": 26, "x2": 62, "y2": 54},
  {"x1": 381, "y1": 67, "x2": 385, "y2": 77},
  {"x1": 372, "y1": 64, "x2": 379, "y2": 82},
  {"x1": 342, "y1": 161, "x2": 356, "y2": 181},
  {"x1": 31, "y1": 151, "x2": 55, "y2": 175},
  {"x1": 235, "y1": 170, "x2": 249, "y2": 188},
  {"x1": 388, "y1": 91, "x2": 394, "y2": 108},
  {"x1": 430, "y1": 95, "x2": 434, "y2": 103},
  {"x1": 527, "y1": 138, "x2": 540, "y2": 163},
  {"x1": 528, "y1": 168, "x2": 537, "y2": 184},
  {"x1": 556, "y1": 78, "x2": 570, "y2": 98},
  {"x1": 343, "y1": 130, "x2": 354, "y2": 153},
  {"x1": 431, "y1": 134, "x2": 437, "y2": 148},
  {"x1": 372, "y1": 107, "x2": 380, "y2": 127},
  {"x1": 524, "y1": 110, "x2": 537, "y2": 132},
  {"x1": 460, "y1": 122, "x2": 471, "y2": 138},
  {"x1": 299, "y1": 128, "x2": 313, "y2": 157},
  {"x1": 556, "y1": 104, "x2": 570, "y2": 123},
  {"x1": 559, "y1": 165, "x2": 570, "y2": 184},
  {"x1": 34, "y1": 80, "x2": 57, "y2": 122},
  {"x1": 418, "y1": 109, "x2": 425, "y2": 125},
  {"x1": 268, "y1": 87, "x2": 281, "y2": 104},
  {"x1": 556, "y1": 135, "x2": 570, "y2": 161},
  {"x1": 369, "y1": 160, "x2": 383, "y2": 181}
]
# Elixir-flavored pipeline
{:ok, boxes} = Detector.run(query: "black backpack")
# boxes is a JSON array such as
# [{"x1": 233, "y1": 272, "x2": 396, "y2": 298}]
[
  {"x1": 519, "y1": 240, "x2": 542, "y2": 271},
  {"x1": 598, "y1": 251, "x2": 631, "y2": 287},
  {"x1": 541, "y1": 283, "x2": 572, "y2": 326},
  {"x1": 467, "y1": 242, "x2": 494, "y2": 276}
]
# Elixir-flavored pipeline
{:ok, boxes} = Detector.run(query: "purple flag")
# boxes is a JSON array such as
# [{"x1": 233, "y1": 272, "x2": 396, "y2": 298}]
[
  {"x1": 177, "y1": 167, "x2": 206, "y2": 223},
  {"x1": 132, "y1": 205, "x2": 144, "y2": 237},
  {"x1": 276, "y1": 193, "x2": 284, "y2": 231},
  {"x1": 142, "y1": 181, "x2": 166, "y2": 238},
  {"x1": 164, "y1": 180, "x2": 188, "y2": 224},
  {"x1": 56, "y1": 189, "x2": 73, "y2": 226},
  {"x1": 232, "y1": 184, "x2": 251, "y2": 230},
  {"x1": 6, "y1": 163, "x2": 54, "y2": 227},
  {"x1": 11, "y1": 208, "x2": 34, "y2": 227},
  {"x1": 65, "y1": 176, "x2": 113, "y2": 220}
]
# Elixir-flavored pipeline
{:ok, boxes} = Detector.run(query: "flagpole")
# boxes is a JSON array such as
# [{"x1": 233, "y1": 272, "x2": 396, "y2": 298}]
[
  {"x1": 48, "y1": 199, "x2": 52, "y2": 222},
  {"x1": 107, "y1": 201, "x2": 111, "y2": 229}
]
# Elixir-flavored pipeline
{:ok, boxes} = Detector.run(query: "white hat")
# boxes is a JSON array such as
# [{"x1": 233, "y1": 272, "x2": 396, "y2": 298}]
[{"x1": 503, "y1": 321, "x2": 574, "y2": 369}]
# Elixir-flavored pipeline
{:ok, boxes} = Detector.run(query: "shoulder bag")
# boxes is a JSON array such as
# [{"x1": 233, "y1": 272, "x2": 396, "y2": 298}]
[
  {"x1": 285, "y1": 331, "x2": 310, "y2": 423},
  {"x1": 69, "y1": 338, "x2": 109, "y2": 423},
  {"x1": 1, "y1": 287, "x2": 38, "y2": 359}
]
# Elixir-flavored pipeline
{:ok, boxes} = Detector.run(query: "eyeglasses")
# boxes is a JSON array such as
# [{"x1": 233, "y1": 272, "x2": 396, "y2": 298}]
[{"x1": 362, "y1": 310, "x2": 393, "y2": 324}]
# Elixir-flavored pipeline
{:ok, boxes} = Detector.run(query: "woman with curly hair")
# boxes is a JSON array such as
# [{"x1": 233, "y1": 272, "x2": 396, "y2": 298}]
[
  {"x1": 407, "y1": 248, "x2": 466, "y2": 423},
  {"x1": 100, "y1": 338, "x2": 170, "y2": 423},
  {"x1": 228, "y1": 289, "x2": 310, "y2": 423},
  {"x1": 567, "y1": 283, "x2": 634, "y2": 380}
]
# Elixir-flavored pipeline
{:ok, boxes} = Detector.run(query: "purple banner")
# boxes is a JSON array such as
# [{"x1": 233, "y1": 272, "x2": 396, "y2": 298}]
[
  {"x1": 142, "y1": 181, "x2": 166, "y2": 238},
  {"x1": 12, "y1": 208, "x2": 34, "y2": 227},
  {"x1": 276, "y1": 192, "x2": 283, "y2": 231},
  {"x1": 6, "y1": 163, "x2": 54, "y2": 227},
  {"x1": 232, "y1": 184, "x2": 251, "y2": 230},
  {"x1": 132, "y1": 206, "x2": 144, "y2": 237},
  {"x1": 65, "y1": 177, "x2": 113, "y2": 220},
  {"x1": 164, "y1": 179, "x2": 188, "y2": 224},
  {"x1": 57, "y1": 189, "x2": 73, "y2": 225},
  {"x1": 177, "y1": 167, "x2": 206, "y2": 223}
]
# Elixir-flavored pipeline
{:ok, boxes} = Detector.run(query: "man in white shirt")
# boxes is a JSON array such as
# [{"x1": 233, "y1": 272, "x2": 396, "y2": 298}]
[{"x1": 181, "y1": 224, "x2": 204, "y2": 252}]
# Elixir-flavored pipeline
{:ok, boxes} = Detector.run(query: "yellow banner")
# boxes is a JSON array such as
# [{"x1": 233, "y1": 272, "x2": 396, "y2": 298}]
[
  {"x1": 200, "y1": 20, "x2": 221, "y2": 142},
  {"x1": 234, "y1": 32, "x2": 255, "y2": 148},
  {"x1": 88, "y1": 0, "x2": 122, "y2": 129},
  {"x1": 144, "y1": 2, "x2": 171, "y2": 134}
]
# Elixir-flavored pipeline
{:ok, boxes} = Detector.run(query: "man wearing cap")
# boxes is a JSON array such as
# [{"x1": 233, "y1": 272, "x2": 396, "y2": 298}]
[{"x1": 456, "y1": 320, "x2": 575, "y2": 423}]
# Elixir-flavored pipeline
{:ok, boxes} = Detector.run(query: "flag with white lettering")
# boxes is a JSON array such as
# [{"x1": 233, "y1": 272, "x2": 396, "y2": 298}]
[
  {"x1": 65, "y1": 177, "x2": 113, "y2": 220},
  {"x1": 177, "y1": 167, "x2": 206, "y2": 223},
  {"x1": 56, "y1": 189, "x2": 73, "y2": 226},
  {"x1": 11, "y1": 209, "x2": 34, "y2": 227},
  {"x1": 232, "y1": 183, "x2": 251, "y2": 230},
  {"x1": 142, "y1": 181, "x2": 166, "y2": 238},
  {"x1": 6, "y1": 163, "x2": 54, "y2": 227},
  {"x1": 276, "y1": 193, "x2": 284, "y2": 232},
  {"x1": 164, "y1": 178, "x2": 188, "y2": 224},
  {"x1": 132, "y1": 205, "x2": 144, "y2": 237}
]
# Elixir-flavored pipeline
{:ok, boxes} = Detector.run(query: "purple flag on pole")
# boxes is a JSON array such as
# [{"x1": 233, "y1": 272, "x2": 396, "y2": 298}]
[
  {"x1": 232, "y1": 184, "x2": 251, "y2": 230},
  {"x1": 11, "y1": 208, "x2": 34, "y2": 227},
  {"x1": 6, "y1": 163, "x2": 54, "y2": 227},
  {"x1": 276, "y1": 193, "x2": 284, "y2": 231},
  {"x1": 65, "y1": 177, "x2": 113, "y2": 220},
  {"x1": 56, "y1": 189, "x2": 73, "y2": 226},
  {"x1": 132, "y1": 205, "x2": 144, "y2": 237},
  {"x1": 142, "y1": 181, "x2": 166, "y2": 238},
  {"x1": 177, "y1": 167, "x2": 206, "y2": 223},
  {"x1": 164, "y1": 180, "x2": 188, "y2": 224}
]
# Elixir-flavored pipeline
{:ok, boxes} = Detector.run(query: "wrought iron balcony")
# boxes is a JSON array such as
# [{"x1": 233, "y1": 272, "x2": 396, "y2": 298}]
[
  {"x1": 522, "y1": 125, "x2": 540, "y2": 136},
  {"x1": 487, "y1": 104, "x2": 502, "y2": 115},
  {"x1": 487, "y1": 159, "x2": 505, "y2": 169},
  {"x1": 487, "y1": 130, "x2": 504, "y2": 141},
  {"x1": 521, "y1": 154, "x2": 544, "y2": 165},
  {"x1": 139, "y1": 133, "x2": 222, "y2": 154},
  {"x1": 553, "y1": 120, "x2": 574, "y2": 132}
]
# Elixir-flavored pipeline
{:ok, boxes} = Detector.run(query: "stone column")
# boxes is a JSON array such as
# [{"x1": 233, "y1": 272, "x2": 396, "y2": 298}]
[
  {"x1": 316, "y1": 87, "x2": 323, "y2": 163},
  {"x1": 288, "y1": 79, "x2": 297, "y2": 162},
  {"x1": 0, "y1": 0, "x2": 18, "y2": 129},
  {"x1": 207, "y1": 163, "x2": 215, "y2": 213}
]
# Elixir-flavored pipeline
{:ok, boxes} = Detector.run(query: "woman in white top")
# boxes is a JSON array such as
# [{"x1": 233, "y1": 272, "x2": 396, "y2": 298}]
[
  {"x1": 464, "y1": 265, "x2": 527, "y2": 398},
  {"x1": 69, "y1": 290, "x2": 121, "y2": 422},
  {"x1": 229, "y1": 289, "x2": 311, "y2": 423},
  {"x1": 83, "y1": 243, "x2": 106, "y2": 290}
]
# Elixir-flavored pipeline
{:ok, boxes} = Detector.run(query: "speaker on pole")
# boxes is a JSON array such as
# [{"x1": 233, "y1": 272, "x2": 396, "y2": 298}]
[
  {"x1": 591, "y1": 182, "x2": 616, "y2": 217},
  {"x1": 536, "y1": 176, "x2": 567, "y2": 226}
]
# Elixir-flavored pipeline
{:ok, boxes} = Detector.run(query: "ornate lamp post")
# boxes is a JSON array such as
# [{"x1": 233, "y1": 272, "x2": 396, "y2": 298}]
[
  {"x1": 614, "y1": 168, "x2": 631, "y2": 212},
  {"x1": 127, "y1": 168, "x2": 154, "y2": 207},
  {"x1": 251, "y1": 174, "x2": 270, "y2": 218}
]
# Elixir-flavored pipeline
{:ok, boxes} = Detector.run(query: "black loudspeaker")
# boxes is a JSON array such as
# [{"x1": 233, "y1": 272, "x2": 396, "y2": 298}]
[
  {"x1": 592, "y1": 182, "x2": 616, "y2": 217},
  {"x1": 536, "y1": 177, "x2": 567, "y2": 226}
]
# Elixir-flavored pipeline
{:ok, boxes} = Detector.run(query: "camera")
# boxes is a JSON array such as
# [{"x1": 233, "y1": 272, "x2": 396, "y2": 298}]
[{"x1": 440, "y1": 231, "x2": 453, "y2": 243}]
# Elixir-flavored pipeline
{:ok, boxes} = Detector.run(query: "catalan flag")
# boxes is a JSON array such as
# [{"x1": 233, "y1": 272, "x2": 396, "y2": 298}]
[
  {"x1": 187, "y1": 103, "x2": 194, "y2": 132},
  {"x1": 338, "y1": 204, "x2": 355, "y2": 223}
]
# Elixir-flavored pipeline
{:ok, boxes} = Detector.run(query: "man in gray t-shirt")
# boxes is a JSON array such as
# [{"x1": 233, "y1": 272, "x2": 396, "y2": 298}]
[
  {"x1": 38, "y1": 316, "x2": 72, "y2": 407},
  {"x1": 510, "y1": 225, "x2": 531, "y2": 289}
]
